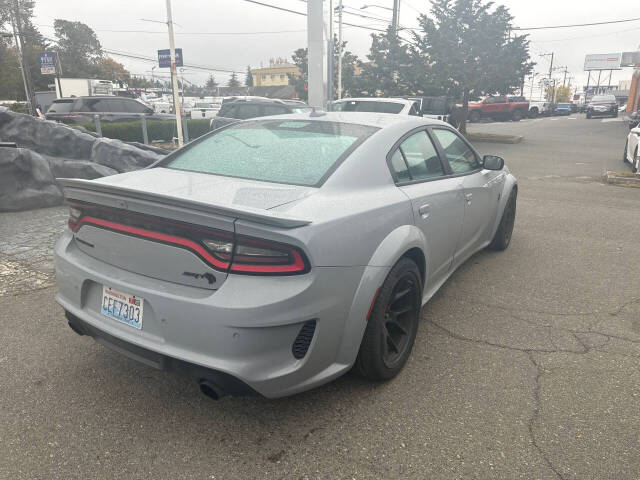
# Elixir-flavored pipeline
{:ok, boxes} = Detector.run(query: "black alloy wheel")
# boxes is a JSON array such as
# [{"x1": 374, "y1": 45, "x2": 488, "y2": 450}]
[
  {"x1": 623, "y1": 140, "x2": 629, "y2": 164},
  {"x1": 489, "y1": 189, "x2": 517, "y2": 251},
  {"x1": 354, "y1": 258, "x2": 422, "y2": 381}
]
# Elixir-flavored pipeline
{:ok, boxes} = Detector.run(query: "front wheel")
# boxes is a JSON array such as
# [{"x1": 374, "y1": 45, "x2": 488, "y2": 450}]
[
  {"x1": 634, "y1": 147, "x2": 639, "y2": 173},
  {"x1": 623, "y1": 140, "x2": 629, "y2": 164},
  {"x1": 529, "y1": 108, "x2": 538, "y2": 119},
  {"x1": 488, "y1": 189, "x2": 517, "y2": 251},
  {"x1": 354, "y1": 258, "x2": 422, "y2": 381}
]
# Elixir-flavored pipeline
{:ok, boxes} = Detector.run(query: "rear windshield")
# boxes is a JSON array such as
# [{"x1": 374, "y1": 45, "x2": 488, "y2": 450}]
[
  {"x1": 329, "y1": 101, "x2": 404, "y2": 114},
  {"x1": 46, "y1": 99, "x2": 74, "y2": 113},
  {"x1": 164, "y1": 119, "x2": 378, "y2": 186}
]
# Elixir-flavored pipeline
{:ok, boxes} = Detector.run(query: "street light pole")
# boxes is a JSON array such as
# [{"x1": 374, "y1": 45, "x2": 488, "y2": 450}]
[
  {"x1": 165, "y1": 0, "x2": 184, "y2": 147},
  {"x1": 327, "y1": 0, "x2": 334, "y2": 103}
]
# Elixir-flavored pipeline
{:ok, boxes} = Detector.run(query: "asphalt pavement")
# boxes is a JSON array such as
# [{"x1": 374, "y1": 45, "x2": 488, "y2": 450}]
[{"x1": 1, "y1": 114, "x2": 639, "y2": 479}]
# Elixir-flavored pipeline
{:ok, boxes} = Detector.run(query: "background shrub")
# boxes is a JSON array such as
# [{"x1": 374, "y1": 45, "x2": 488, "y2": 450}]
[{"x1": 78, "y1": 118, "x2": 211, "y2": 144}]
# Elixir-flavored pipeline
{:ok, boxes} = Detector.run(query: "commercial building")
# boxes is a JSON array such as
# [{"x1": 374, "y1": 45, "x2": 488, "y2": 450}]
[{"x1": 251, "y1": 58, "x2": 300, "y2": 87}]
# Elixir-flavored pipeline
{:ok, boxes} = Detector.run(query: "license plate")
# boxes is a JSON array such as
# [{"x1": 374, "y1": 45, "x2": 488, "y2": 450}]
[{"x1": 101, "y1": 286, "x2": 144, "y2": 329}]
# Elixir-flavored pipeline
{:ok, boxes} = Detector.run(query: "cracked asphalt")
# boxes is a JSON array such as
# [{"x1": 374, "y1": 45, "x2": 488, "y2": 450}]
[{"x1": 1, "y1": 115, "x2": 639, "y2": 479}]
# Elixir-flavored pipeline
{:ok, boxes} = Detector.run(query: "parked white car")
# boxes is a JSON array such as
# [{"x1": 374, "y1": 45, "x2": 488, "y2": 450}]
[
  {"x1": 623, "y1": 117, "x2": 640, "y2": 173},
  {"x1": 329, "y1": 97, "x2": 421, "y2": 116},
  {"x1": 528, "y1": 101, "x2": 550, "y2": 118}
]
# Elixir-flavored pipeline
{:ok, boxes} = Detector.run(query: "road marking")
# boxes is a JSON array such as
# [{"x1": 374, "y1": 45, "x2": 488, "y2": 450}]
[
  {"x1": 550, "y1": 118, "x2": 558, "y2": 121},
  {"x1": 601, "y1": 117, "x2": 624, "y2": 123},
  {"x1": 568, "y1": 117, "x2": 577, "y2": 120}
]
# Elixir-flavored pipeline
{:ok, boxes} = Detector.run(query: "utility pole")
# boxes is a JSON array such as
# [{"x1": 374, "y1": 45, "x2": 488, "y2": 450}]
[
  {"x1": 307, "y1": 0, "x2": 327, "y2": 108},
  {"x1": 337, "y1": 0, "x2": 343, "y2": 99},
  {"x1": 327, "y1": 0, "x2": 334, "y2": 103},
  {"x1": 539, "y1": 52, "x2": 554, "y2": 102},
  {"x1": 391, "y1": 0, "x2": 401, "y2": 34},
  {"x1": 11, "y1": 0, "x2": 35, "y2": 115},
  {"x1": 165, "y1": 0, "x2": 184, "y2": 147}
]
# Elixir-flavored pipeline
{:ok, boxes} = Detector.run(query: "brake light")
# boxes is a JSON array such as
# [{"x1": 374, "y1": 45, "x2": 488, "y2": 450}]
[
  {"x1": 227, "y1": 236, "x2": 308, "y2": 275},
  {"x1": 68, "y1": 203, "x2": 310, "y2": 275}
]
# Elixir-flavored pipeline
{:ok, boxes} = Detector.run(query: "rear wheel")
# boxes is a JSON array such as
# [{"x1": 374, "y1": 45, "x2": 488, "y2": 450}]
[
  {"x1": 586, "y1": 111, "x2": 592, "y2": 119},
  {"x1": 469, "y1": 110, "x2": 481, "y2": 123},
  {"x1": 634, "y1": 147, "x2": 639, "y2": 173},
  {"x1": 354, "y1": 258, "x2": 422, "y2": 381},
  {"x1": 511, "y1": 109, "x2": 523, "y2": 122},
  {"x1": 623, "y1": 140, "x2": 629, "y2": 164},
  {"x1": 489, "y1": 189, "x2": 517, "y2": 251},
  {"x1": 529, "y1": 108, "x2": 538, "y2": 119}
]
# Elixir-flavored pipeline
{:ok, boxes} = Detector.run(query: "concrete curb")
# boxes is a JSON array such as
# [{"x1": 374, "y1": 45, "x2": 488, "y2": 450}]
[
  {"x1": 604, "y1": 171, "x2": 640, "y2": 188},
  {"x1": 466, "y1": 133, "x2": 524, "y2": 144}
]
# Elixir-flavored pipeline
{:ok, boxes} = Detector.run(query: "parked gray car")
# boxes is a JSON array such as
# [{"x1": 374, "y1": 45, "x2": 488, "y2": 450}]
[{"x1": 54, "y1": 112, "x2": 517, "y2": 399}]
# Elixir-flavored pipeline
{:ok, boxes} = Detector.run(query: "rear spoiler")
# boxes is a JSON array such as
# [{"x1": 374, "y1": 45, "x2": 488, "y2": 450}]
[{"x1": 58, "y1": 178, "x2": 312, "y2": 229}]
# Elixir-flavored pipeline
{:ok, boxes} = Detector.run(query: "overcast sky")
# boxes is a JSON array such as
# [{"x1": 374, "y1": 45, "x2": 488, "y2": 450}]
[{"x1": 33, "y1": 0, "x2": 640, "y2": 97}]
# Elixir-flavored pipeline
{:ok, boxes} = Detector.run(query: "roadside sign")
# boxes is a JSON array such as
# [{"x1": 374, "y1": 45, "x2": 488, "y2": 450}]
[
  {"x1": 584, "y1": 53, "x2": 622, "y2": 71},
  {"x1": 158, "y1": 48, "x2": 183, "y2": 68},
  {"x1": 39, "y1": 52, "x2": 56, "y2": 75}
]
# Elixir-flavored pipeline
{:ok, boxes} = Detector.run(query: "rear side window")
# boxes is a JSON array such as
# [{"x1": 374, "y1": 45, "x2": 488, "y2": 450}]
[
  {"x1": 392, "y1": 131, "x2": 444, "y2": 181},
  {"x1": 46, "y1": 100, "x2": 74, "y2": 113},
  {"x1": 262, "y1": 105, "x2": 289, "y2": 116},
  {"x1": 79, "y1": 98, "x2": 115, "y2": 113},
  {"x1": 121, "y1": 99, "x2": 149, "y2": 113},
  {"x1": 431, "y1": 128, "x2": 479, "y2": 174},
  {"x1": 164, "y1": 120, "x2": 378, "y2": 186},
  {"x1": 235, "y1": 104, "x2": 262, "y2": 119}
]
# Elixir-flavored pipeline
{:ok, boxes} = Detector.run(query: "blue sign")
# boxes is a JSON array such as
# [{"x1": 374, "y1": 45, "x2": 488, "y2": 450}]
[
  {"x1": 39, "y1": 52, "x2": 56, "y2": 74},
  {"x1": 158, "y1": 48, "x2": 183, "y2": 68}
]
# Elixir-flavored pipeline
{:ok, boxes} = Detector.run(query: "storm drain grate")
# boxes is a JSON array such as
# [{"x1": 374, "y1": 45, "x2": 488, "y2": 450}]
[{"x1": 292, "y1": 320, "x2": 317, "y2": 359}]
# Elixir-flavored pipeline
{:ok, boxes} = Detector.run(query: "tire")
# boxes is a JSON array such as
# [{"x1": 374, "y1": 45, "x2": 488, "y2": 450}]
[
  {"x1": 488, "y1": 189, "x2": 517, "y2": 251},
  {"x1": 511, "y1": 109, "x2": 523, "y2": 122},
  {"x1": 354, "y1": 257, "x2": 422, "y2": 381},
  {"x1": 623, "y1": 140, "x2": 629, "y2": 164},
  {"x1": 529, "y1": 108, "x2": 538, "y2": 119},
  {"x1": 586, "y1": 111, "x2": 592, "y2": 119},
  {"x1": 469, "y1": 110, "x2": 481, "y2": 123},
  {"x1": 634, "y1": 147, "x2": 639, "y2": 174}
]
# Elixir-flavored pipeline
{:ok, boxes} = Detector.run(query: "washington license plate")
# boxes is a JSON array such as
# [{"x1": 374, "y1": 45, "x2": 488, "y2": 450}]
[{"x1": 100, "y1": 286, "x2": 144, "y2": 329}]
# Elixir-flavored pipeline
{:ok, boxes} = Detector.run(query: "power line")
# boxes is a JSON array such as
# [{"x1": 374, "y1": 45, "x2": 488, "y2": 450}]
[
  {"x1": 36, "y1": 24, "x2": 307, "y2": 35},
  {"x1": 237, "y1": 0, "x2": 388, "y2": 33},
  {"x1": 513, "y1": 16, "x2": 640, "y2": 31}
]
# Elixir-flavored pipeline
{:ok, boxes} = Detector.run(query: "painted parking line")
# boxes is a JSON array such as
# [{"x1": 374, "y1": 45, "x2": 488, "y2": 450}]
[{"x1": 601, "y1": 117, "x2": 625, "y2": 123}]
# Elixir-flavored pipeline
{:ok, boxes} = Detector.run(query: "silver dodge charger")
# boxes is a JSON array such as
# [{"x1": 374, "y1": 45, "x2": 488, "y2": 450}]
[{"x1": 55, "y1": 112, "x2": 517, "y2": 399}]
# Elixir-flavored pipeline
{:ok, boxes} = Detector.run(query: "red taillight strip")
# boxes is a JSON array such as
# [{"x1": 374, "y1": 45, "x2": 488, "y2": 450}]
[
  {"x1": 230, "y1": 249, "x2": 306, "y2": 273},
  {"x1": 74, "y1": 216, "x2": 230, "y2": 270}
]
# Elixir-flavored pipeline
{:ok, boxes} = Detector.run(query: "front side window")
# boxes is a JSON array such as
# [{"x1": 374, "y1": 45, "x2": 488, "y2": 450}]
[
  {"x1": 486, "y1": 96, "x2": 506, "y2": 104},
  {"x1": 235, "y1": 104, "x2": 263, "y2": 120},
  {"x1": 164, "y1": 120, "x2": 378, "y2": 186},
  {"x1": 391, "y1": 130, "x2": 444, "y2": 182},
  {"x1": 431, "y1": 128, "x2": 479, "y2": 174},
  {"x1": 262, "y1": 105, "x2": 288, "y2": 116}
]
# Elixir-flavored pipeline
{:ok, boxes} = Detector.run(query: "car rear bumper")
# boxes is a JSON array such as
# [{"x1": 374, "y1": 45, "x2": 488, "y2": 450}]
[{"x1": 55, "y1": 231, "x2": 386, "y2": 398}]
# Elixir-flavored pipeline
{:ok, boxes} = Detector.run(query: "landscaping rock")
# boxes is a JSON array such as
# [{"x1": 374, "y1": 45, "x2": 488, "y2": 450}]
[
  {"x1": 0, "y1": 110, "x2": 96, "y2": 159},
  {"x1": 46, "y1": 156, "x2": 118, "y2": 180},
  {"x1": 0, "y1": 147, "x2": 63, "y2": 211},
  {"x1": 90, "y1": 137, "x2": 162, "y2": 172}
]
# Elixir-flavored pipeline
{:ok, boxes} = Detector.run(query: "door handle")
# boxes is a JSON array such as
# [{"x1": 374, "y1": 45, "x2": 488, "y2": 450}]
[
  {"x1": 418, "y1": 204, "x2": 430, "y2": 219},
  {"x1": 465, "y1": 193, "x2": 473, "y2": 204}
]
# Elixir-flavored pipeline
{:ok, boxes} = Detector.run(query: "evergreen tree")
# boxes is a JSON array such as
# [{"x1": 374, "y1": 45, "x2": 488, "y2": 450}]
[
  {"x1": 245, "y1": 65, "x2": 253, "y2": 86},
  {"x1": 413, "y1": 0, "x2": 533, "y2": 132},
  {"x1": 228, "y1": 72, "x2": 240, "y2": 88}
]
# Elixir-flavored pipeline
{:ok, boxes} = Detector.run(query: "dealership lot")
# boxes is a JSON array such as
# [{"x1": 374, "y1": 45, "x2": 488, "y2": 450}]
[{"x1": 1, "y1": 115, "x2": 639, "y2": 479}]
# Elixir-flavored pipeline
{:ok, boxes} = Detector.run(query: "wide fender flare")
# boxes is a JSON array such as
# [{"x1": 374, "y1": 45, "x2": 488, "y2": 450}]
[
  {"x1": 490, "y1": 172, "x2": 518, "y2": 236},
  {"x1": 335, "y1": 224, "x2": 428, "y2": 366}
]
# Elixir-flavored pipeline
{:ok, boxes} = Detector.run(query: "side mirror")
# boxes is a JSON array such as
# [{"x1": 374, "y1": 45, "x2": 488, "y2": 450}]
[{"x1": 483, "y1": 155, "x2": 504, "y2": 170}]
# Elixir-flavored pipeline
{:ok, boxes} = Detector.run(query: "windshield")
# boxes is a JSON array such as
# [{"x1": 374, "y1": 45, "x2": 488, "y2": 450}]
[
  {"x1": 591, "y1": 95, "x2": 615, "y2": 103},
  {"x1": 329, "y1": 101, "x2": 404, "y2": 114},
  {"x1": 164, "y1": 119, "x2": 378, "y2": 186}
]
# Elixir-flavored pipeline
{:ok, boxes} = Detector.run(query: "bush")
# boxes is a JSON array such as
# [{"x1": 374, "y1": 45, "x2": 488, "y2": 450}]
[{"x1": 78, "y1": 118, "x2": 211, "y2": 144}]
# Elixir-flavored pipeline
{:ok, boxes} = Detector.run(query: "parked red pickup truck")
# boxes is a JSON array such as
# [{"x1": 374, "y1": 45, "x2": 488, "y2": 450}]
[{"x1": 467, "y1": 95, "x2": 530, "y2": 122}]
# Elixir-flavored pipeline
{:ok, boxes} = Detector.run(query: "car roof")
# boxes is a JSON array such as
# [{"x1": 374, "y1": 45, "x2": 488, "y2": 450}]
[
  {"x1": 244, "y1": 111, "x2": 451, "y2": 129},
  {"x1": 331, "y1": 97, "x2": 415, "y2": 106}
]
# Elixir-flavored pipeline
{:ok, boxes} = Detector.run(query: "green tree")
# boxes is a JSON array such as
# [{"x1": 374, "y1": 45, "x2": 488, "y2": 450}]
[
  {"x1": 414, "y1": 0, "x2": 533, "y2": 133},
  {"x1": 227, "y1": 72, "x2": 240, "y2": 88},
  {"x1": 128, "y1": 75, "x2": 154, "y2": 89},
  {"x1": 289, "y1": 37, "x2": 361, "y2": 101},
  {"x1": 356, "y1": 27, "x2": 416, "y2": 97},
  {"x1": 53, "y1": 19, "x2": 103, "y2": 78},
  {"x1": 245, "y1": 65, "x2": 253, "y2": 86},
  {"x1": 546, "y1": 84, "x2": 570, "y2": 102},
  {"x1": 205, "y1": 74, "x2": 217, "y2": 94}
]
